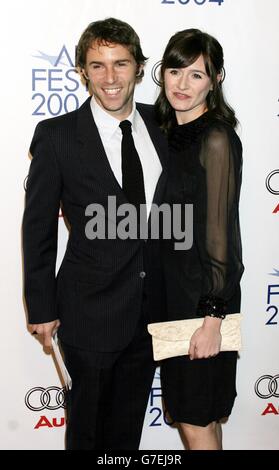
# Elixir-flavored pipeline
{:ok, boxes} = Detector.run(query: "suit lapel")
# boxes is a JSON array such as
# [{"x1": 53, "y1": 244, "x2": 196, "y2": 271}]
[
  {"x1": 77, "y1": 97, "x2": 128, "y2": 205},
  {"x1": 76, "y1": 99, "x2": 168, "y2": 210}
]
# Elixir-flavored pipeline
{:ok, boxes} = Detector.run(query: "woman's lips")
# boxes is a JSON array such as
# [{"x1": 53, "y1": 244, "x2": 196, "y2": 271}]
[{"x1": 173, "y1": 92, "x2": 191, "y2": 100}]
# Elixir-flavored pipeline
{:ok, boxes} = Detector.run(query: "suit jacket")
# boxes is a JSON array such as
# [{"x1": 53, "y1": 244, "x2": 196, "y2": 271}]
[{"x1": 23, "y1": 97, "x2": 168, "y2": 352}]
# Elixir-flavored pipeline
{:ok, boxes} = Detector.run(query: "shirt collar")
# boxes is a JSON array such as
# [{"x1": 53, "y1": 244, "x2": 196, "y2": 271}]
[{"x1": 90, "y1": 96, "x2": 138, "y2": 141}]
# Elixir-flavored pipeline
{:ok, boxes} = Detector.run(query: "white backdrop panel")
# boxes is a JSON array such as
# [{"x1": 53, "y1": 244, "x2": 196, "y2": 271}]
[{"x1": 1, "y1": 0, "x2": 279, "y2": 450}]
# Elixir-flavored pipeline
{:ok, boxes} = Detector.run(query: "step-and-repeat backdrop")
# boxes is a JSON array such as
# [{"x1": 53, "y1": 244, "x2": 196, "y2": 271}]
[{"x1": 1, "y1": 0, "x2": 279, "y2": 450}]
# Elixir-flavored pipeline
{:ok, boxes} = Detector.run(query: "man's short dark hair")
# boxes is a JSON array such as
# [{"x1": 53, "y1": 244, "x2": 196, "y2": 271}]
[{"x1": 76, "y1": 17, "x2": 147, "y2": 78}]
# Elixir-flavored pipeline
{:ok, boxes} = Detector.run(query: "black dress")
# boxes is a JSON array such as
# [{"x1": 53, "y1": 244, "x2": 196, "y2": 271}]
[{"x1": 161, "y1": 112, "x2": 244, "y2": 426}]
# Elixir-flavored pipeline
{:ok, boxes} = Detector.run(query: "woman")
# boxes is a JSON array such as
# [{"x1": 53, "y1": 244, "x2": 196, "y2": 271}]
[{"x1": 155, "y1": 29, "x2": 244, "y2": 450}]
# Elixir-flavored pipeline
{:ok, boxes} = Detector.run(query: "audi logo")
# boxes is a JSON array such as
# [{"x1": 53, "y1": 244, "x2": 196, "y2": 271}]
[
  {"x1": 254, "y1": 375, "x2": 279, "y2": 399},
  {"x1": 266, "y1": 170, "x2": 279, "y2": 195},
  {"x1": 23, "y1": 175, "x2": 29, "y2": 191},
  {"x1": 25, "y1": 386, "x2": 66, "y2": 411}
]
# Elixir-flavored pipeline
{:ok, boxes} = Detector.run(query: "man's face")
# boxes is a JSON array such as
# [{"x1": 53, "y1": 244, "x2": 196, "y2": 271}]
[{"x1": 83, "y1": 41, "x2": 142, "y2": 121}]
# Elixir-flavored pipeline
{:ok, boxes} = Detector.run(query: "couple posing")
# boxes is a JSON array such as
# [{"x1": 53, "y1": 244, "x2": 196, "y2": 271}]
[{"x1": 23, "y1": 18, "x2": 244, "y2": 450}]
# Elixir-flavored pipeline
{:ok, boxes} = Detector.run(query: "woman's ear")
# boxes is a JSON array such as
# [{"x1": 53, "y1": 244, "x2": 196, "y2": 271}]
[
  {"x1": 210, "y1": 73, "x2": 222, "y2": 90},
  {"x1": 216, "y1": 72, "x2": 222, "y2": 84}
]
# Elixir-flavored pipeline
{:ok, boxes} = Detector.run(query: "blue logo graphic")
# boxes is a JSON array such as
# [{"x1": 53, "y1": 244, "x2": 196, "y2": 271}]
[
  {"x1": 31, "y1": 45, "x2": 87, "y2": 117},
  {"x1": 146, "y1": 368, "x2": 175, "y2": 427},
  {"x1": 32, "y1": 49, "x2": 70, "y2": 67},
  {"x1": 161, "y1": 0, "x2": 224, "y2": 6},
  {"x1": 266, "y1": 272, "x2": 279, "y2": 326},
  {"x1": 269, "y1": 269, "x2": 279, "y2": 277},
  {"x1": 154, "y1": 370, "x2": 161, "y2": 380}
]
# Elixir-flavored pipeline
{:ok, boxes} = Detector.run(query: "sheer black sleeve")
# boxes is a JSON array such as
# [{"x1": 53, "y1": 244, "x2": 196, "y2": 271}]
[{"x1": 197, "y1": 125, "x2": 244, "y2": 317}]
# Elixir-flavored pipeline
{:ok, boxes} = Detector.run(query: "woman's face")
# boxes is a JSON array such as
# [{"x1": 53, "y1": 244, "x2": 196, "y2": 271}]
[{"x1": 164, "y1": 54, "x2": 213, "y2": 124}]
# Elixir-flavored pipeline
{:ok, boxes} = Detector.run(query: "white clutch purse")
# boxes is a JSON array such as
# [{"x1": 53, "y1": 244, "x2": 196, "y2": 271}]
[{"x1": 147, "y1": 313, "x2": 242, "y2": 361}]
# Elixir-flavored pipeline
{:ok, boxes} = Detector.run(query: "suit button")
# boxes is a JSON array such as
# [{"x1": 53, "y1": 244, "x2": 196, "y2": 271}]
[{"x1": 139, "y1": 271, "x2": 146, "y2": 279}]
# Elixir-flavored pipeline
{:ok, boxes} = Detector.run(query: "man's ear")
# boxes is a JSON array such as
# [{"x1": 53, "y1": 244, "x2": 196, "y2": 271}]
[
  {"x1": 76, "y1": 67, "x2": 89, "y2": 88},
  {"x1": 81, "y1": 68, "x2": 89, "y2": 80},
  {"x1": 136, "y1": 64, "x2": 144, "y2": 78}
]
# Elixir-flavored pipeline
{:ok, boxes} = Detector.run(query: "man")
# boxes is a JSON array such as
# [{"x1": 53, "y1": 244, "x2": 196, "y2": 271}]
[{"x1": 23, "y1": 18, "x2": 167, "y2": 449}]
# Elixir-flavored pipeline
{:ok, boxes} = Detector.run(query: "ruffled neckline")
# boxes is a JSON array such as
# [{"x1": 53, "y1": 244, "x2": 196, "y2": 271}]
[{"x1": 168, "y1": 112, "x2": 211, "y2": 152}]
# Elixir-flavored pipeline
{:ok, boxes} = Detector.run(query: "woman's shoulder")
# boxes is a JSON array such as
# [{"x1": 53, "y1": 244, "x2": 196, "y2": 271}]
[
  {"x1": 168, "y1": 113, "x2": 242, "y2": 154},
  {"x1": 202, "y1": 116, "x2": 242, "y2": 150}
]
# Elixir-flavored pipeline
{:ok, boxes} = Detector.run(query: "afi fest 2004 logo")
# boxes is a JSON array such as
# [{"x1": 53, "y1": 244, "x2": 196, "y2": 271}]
[
  {"x1": 31, "y1": 45, "x2": 87, "y2": 117},
  {"x1": 265, "y1": 269, "x2": 279, "y2": 327},
  {"x1": 161, "y1": 0, "x2": 224, "y2": 6},
  {"x1": 147, "y1": 370, "x2": 174, "y2": 428}
]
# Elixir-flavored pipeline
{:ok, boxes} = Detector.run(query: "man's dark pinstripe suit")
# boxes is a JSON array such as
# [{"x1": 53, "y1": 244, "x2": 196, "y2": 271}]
[{"x1": 23, "y1": 96, "x2": 168, "y2": 449}]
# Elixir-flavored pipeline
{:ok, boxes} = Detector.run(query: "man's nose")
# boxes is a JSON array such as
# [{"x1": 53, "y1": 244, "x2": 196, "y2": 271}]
[{"x1": 105, "y1": 66, "x2": 116, "y2": 83}]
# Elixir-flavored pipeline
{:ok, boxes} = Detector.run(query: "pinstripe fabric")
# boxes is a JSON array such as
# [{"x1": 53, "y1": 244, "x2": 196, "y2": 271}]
[{"x1": 23, "y1": 98, "x2": 168, "y2": 352}]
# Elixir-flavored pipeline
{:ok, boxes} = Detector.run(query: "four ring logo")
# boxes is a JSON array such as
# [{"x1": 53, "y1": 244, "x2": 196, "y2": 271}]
[
  {"x1": 254, "y1": 375, "x2": 279, "y2": 399},
  {"x1": 265, "y1": 170, "x2": 279, "y2": 195},
  {"x1": 25, "y1": 386, "x2": 66, "y2": 411}
]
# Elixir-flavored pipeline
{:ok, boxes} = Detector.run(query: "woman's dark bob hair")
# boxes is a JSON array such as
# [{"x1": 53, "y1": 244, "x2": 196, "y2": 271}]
[{"x1": 155, "y1": 28, "x2": 237, "y2": 132}]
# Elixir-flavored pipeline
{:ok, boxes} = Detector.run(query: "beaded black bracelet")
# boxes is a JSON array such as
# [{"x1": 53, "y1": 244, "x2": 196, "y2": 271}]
[{"x1": 196, "y1": 296, "x2": 227, "y2": 319}]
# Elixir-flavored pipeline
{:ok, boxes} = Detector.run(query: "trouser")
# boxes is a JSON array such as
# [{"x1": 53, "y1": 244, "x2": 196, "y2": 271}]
[{"x1": 60, "y1": 307, "x2": 155, "y2": 450}]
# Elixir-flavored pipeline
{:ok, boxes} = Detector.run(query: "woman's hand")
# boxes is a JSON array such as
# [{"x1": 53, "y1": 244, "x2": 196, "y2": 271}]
[{"x1": 188, "y1": 316, "x2": 222, "y2": 360}]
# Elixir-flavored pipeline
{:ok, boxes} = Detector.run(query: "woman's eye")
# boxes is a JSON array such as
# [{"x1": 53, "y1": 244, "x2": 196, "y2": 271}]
[{"x1": 193, "y1": 73, "x2": 202, "y2": 79}]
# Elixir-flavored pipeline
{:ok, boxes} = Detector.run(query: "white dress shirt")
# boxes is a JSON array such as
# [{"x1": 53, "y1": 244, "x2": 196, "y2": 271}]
[{"x1": 90, "y1": 96, "x2": 162, "y2": 216}]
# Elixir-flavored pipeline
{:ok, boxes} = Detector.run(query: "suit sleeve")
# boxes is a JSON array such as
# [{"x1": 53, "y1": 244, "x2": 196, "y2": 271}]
[
  {"x1": 197, "y1": 126, "x2": 244, "y2": 316},
  {"x1": 22, "y1": 122, "x2": 62, "y2": 324}
]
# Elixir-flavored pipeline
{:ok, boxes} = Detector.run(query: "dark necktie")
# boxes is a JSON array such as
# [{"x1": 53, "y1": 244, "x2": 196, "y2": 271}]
[{"x1": 119, "y1": 120, "x2": 146, "y2": 210}]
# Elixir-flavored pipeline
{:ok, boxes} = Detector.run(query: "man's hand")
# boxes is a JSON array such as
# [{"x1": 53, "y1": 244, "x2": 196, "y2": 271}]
[
  {"x1": 29, "y1": 320, "x2": 60, "y2": 348},
  {"x1": 188, "y1": 316, "x2": 222, "y2": 360}
]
